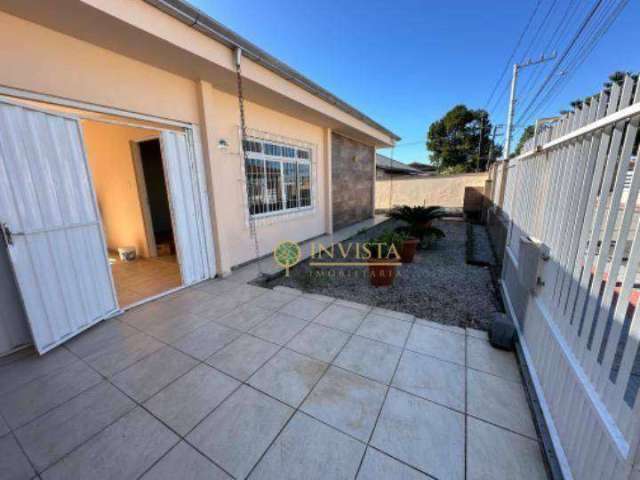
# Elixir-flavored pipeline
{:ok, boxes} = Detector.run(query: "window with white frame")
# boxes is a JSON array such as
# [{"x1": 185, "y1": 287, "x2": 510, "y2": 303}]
[{"x1": 243, "y1": 139, "x2": 312, "y2": 216}]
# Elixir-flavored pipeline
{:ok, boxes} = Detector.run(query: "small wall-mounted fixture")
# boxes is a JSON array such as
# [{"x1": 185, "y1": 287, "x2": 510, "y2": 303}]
[
  {"x1": 217, "y1": 139, "x2": 230, "y2": 151},
  {"x1": 518, "y1": 236, "x2": 550, "y2": 292}
]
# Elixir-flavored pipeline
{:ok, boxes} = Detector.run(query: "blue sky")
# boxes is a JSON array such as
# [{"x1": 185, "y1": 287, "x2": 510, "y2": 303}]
[{"x1": 190, "y1": 0, "x2": 639, "y2": 164}]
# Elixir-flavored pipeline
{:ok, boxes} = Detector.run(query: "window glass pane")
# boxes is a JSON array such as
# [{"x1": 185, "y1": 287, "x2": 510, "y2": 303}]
[
  {"x1": 245, "y1": 158, "x2": 266, "y2": 215},
  {"x1": 245, "y1": 139, "x2": 312, "y2": 216},
  {"x1": 265, "y1": 160, "x2": 283, "y2": 212},
  {"x1": 283, "y1": 162, "x2": 298, "y2": 209},
  {"x1": 282, "y1": 146, "x2": 295, "y2": 158},
  {"x1": 264, "y1": 143, "x2": 282, "y2": 156},
  {"x1": 243, "y1": 140, "x2": 262, "y2": 153},
  {"x1": 298, "y1": 163, "x2": 311, "y2": 207}
]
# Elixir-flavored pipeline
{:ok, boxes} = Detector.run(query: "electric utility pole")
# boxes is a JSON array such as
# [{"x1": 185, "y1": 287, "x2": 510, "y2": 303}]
[
  {"x1": 476, "y1": 116, "x2": 485, "y2": 172},
  {"x1": 488, "y1": 124, "x2": 503, "y2": 165},
  {"x1": 504, "y1": 53, "x2": 556, "y2": 158}
]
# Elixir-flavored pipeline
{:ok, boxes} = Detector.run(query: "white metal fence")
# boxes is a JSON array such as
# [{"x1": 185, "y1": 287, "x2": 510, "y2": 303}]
[{"x1": 493, "y1": 73, "x2": 640, "y2": 479}]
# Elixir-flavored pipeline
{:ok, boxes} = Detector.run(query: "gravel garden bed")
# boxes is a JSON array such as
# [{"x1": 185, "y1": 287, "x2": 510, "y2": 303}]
[{"x1": 262, "y1": 219, "x2": 500, "y2": 330}]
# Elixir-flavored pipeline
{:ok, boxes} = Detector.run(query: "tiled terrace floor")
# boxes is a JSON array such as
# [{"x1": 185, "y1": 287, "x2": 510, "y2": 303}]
[{"x1": 0, "y1": 277, "x2": 548, "y2": 479}]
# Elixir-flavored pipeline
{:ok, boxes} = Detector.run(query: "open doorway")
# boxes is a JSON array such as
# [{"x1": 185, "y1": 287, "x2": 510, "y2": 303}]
[
  {"x1": 82, "y1": 120, "x2": 182, "y2": 307},
  {"x1": 135, "y1": 139, "x2": 176, "y2": 259}
]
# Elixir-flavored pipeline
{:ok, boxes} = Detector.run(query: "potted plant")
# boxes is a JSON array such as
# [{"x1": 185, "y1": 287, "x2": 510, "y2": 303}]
[
  {"x1": 399, "y1": 234, "x2": 419, "y2": 263},
  {"x1": 366, "y1": 229, "x2": 405, "y2": 287},
  {"x1": 390, "y1": 205, "x2": 447, "y2": 250},
  {"x1": 420, "y1": 225, "x2": 446, "y2": 249}
]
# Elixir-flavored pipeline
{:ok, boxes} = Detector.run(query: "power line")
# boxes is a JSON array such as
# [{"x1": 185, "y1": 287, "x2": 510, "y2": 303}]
[
  {"x1": 484, "y1": 0, "x2": 543, "y2": 111},
  {"x1": 515, "y1": 0, "x2": 607, "y2": 126},
  {"x1": 524, "y1": 0, "x2": 629, "y2": 125},
  {"x1": 518, "y1": 0, "x2": 580, "y2": 101},
  {"x1": 518, "y1": 0, "x2": 559, "y2": 64},
  {"x1": 518, "y1": 0, "x2": 628, "y2": 126}
]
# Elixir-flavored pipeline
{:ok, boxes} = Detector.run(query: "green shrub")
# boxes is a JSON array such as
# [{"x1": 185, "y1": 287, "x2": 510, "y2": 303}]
[
  {"x1": 388, "y1": 205, "x2": 446, "y2": 226},
  {"x1": 366, "y1": 229, "x2": 407, "y2": 260}
]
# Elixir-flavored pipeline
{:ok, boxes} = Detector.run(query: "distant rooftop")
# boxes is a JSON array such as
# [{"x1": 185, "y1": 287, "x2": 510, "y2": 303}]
[
  {"x1": 376, "y1": 154, "x2": 423, "y2": 174},
  {"x1": 408, "y1": 162, "x2": 437, "y2": 172}
]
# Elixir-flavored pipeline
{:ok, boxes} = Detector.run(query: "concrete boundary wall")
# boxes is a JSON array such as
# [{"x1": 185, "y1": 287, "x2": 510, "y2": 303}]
[{"x1": 375, "y1": 172, "x2": 488, "y2": 210}]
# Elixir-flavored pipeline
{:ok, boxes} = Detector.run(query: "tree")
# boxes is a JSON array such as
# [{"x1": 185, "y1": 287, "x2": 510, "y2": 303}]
[
  {"x1": 426, "y1": 105, "x2": 501, "y2": 173},
  {"x1": 514, "y1": 125, "x2": 535, "y2": 156}
]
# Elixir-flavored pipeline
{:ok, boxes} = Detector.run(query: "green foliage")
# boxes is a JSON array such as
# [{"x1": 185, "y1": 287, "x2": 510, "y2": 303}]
[
  {"x1": 514, "y1": 125, "x2": 535, "y2": 156},
  {"x1": 295, "y1": 267, "x2": 330, "y2": 290},
  {"x1": 609, "y1": 71, "x2": 628, "y2": 85},
  {"x1": 366, "y1": 229, "x2": 407, "y2": 259},
  {"x1": 426, "y1": 105, "x2": 502, "y2": 172},
  {"x1": 439, "y1": 164, "x2": 468, "y2": 175},
  {"x1": 420, "y1": 226, "x2": 445, "y2": 249},
  {"x1": 388, "y1": 205, "x2": 446, "y2": 225},
  {"x1": 389, "y1": 205, "x2": 447, "y2": 248}
]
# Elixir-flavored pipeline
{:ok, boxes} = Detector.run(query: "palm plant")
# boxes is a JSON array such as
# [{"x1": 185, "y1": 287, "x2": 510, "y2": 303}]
[
  {"x1": 388, "y1": 205, "x2": 446, "y2": 228},
  {"x1": 388, "y1": 205, "x2": 446, "y2": 249}
]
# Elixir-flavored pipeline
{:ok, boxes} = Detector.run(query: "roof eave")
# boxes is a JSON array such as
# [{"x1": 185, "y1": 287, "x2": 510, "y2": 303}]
[{"x1": 144, "y1": 0, "x2": 401, "y2": 142}]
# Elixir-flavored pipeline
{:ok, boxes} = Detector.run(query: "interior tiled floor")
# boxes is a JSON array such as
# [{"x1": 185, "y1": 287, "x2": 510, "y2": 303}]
[
  {"x1": 0, "y1": 277, "x2": 548, "y2": 480},
  {"x1": 110, "y1": 254, "x2": 182, "y2": 307}
]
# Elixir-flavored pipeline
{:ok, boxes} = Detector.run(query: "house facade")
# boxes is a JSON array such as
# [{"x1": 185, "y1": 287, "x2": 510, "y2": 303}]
[{"x1": 0, "y1": 0, "x2": 398, "y2": 355}]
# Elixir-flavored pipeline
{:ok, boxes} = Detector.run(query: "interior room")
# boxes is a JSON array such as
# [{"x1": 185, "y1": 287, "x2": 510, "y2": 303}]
[{"x1": 82, "y1": 119, "x2": 182, "y2": 307}]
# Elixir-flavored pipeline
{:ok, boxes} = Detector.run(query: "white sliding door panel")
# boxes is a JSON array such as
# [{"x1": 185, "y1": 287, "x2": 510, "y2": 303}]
[
  {"x1": 0, "y1": 101, "x2": 118, "y2": 354},
  {"x1": 160, "y1": 130, "x2": 215, "y2": 285}
]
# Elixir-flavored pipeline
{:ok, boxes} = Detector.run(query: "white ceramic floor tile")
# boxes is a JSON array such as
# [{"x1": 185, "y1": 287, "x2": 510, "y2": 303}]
[
  {"x1": 371, "y1": 388, "x2": 465, "y2": 480},
  {"x1": 286, "y1": 323, "x2": 350, "y2": 362},
  {"x1": 406, "y1": 323, "x2": 466, "y2": 365},
  {"x1": 207, "y1": 335, "x2": 280, "y2": 381},
  {"x1": 467, "y1": 337, "x2": 521, "y2": 382},
  {"x1": 357, "y1": 447, "x2": 430, "y2": 480},
  {"x1": 392, "y1": 350, "x2": 465, "y2": 411},
  {"x1": 187, "y1": 386, "x2": 293, "y2": 479},
  {"x1": 249, "y1": 349, "x2": 327, "y2": 407},
  {"x1": 302, "y1": 367, "x2": 387, "y2": 441},
  {"x1": 314, "y1": 304, "x2": 368, "y2": 333},
  {"x1": 144, "y1": 364, "x2": 239, "y2": 436},
  {"x1": 250, "y1": 412, "x2": 366, "y2": 480},
  {"x1": 334, "y1": 336, "x2": 402, "y2": 384},
  {"x1": 467, "y1": 368, "x2": 536, "y2": 438},
  {"x1": 140, "y1": 441, "x2": 231, "y2": 479},
  {"x1": 467, "y1": 417, "x2": 547, "y2": 480},
  {"x1": 356, "y1": 313, "x2": 412, "y2": 348}
]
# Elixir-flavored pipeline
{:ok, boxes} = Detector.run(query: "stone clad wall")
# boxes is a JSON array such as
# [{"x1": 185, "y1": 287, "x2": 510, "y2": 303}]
[{"x1": 331, "y1": 133, "x2": 375, "y2": 229}]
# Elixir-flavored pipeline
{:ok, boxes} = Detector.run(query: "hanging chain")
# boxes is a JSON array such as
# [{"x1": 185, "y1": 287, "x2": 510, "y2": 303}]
[
  {"x1": 388, "y1": 145, "x2": 395, "y2": 210},
  {"x1": 235, "y1": 48, "x2": 263, "y2": 276}
]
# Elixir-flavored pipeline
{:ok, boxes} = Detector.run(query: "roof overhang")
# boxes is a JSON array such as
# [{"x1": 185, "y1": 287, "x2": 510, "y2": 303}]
[{"x1": 0, "y1": 0, "x2": 399, "y2": 147}]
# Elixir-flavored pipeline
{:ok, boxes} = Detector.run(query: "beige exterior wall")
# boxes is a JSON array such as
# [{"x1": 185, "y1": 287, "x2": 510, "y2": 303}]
[
  {"x1": 199, "y1": 84, "x2": 328, "y2": 269},
  {"x1": 0, "y1": 10, "x2": 332, "y2": 274},
  {"x1": 83, "y1": 121, "x2": 154, "y2": 258},
  {"x1": 0, "y1": 11, "x2": 201, "y2": 124},
  {"x1": 376, "y1": 172, "x2": 488, "y2": 210},
  {"x1": 78, "y1": 0, "x2": 394, "y2": 146}
]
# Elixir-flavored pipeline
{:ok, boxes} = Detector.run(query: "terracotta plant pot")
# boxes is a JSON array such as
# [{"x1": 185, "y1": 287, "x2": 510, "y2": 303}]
[
  {"x1": 400, "y1": 237, "x2": 419, "y2": 263},
  {"x1": 368, "y1": 258, "x2": 397, "y2": 287}
]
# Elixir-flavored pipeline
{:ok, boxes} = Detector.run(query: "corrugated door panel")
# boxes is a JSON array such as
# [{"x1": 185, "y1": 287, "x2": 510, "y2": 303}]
[
  {"x1": 0, "y1": 102, "x2": 118, "y2": 354},
  {"x1": 191, "y1": 126, "x2": 216, "y2": 278},
  {"x1": 160, "y1": 130, "x2": 213, "y2": 285}
]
